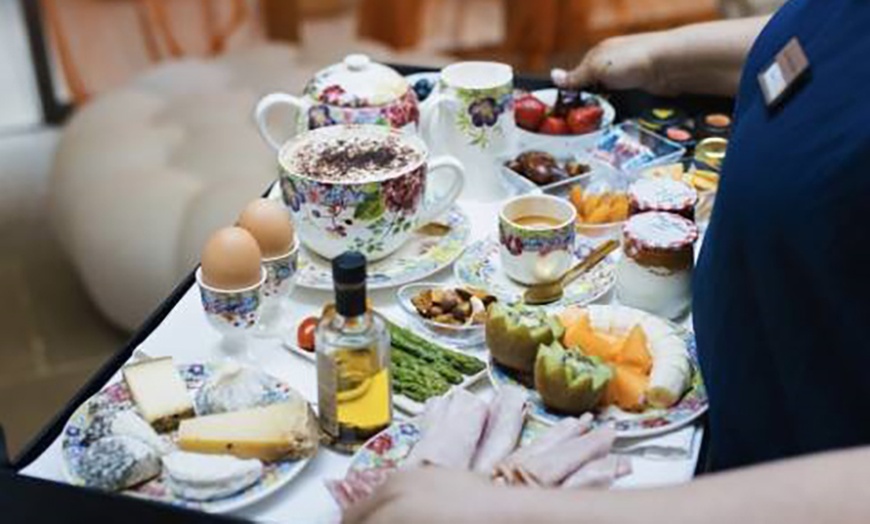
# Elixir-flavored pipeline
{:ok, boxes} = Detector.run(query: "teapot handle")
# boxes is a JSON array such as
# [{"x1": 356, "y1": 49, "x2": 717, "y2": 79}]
[{"x1": 254, "y1": 93, "x2": 308, "y2": 152}]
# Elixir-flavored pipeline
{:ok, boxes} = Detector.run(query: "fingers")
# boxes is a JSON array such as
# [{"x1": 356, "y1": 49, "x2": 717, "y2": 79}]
[
  {"x1": 342, "y1": 480, "x2": 398, "y2": 524},
  {"x1": 552, "y1": 50, "x2": 605, "y2": 90}
]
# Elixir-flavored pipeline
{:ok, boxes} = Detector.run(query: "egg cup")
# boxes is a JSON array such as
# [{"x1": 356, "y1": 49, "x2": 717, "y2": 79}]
[
  {"x1": 196, "y1": 267, "x2": 266, "y2": 362},
  {"x1": 254, "y1": 237, "x2": 300, "y2": 340}
]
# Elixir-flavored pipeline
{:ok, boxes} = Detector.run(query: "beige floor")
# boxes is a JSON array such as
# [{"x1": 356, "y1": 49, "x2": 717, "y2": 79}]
[{"x1": 0, "y1": 129, "x2": 127, "y2": 459}]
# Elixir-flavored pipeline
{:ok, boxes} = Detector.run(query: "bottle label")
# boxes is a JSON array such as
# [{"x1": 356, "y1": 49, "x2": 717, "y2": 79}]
[{"x1": 316, "y1": 351, "x2": 339, "y2": 438}]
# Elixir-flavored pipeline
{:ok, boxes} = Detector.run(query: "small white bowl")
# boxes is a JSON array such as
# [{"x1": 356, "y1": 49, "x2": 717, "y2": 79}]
[
  {"x1": 515, "y1": 89, "x2": 616, "y2": 156},
  {"x1": 396, "y1": 283, "x2": 488, "y2": 348},
  {"x1": 499, "y1": 152, "x2": 620, "y2": 195}
]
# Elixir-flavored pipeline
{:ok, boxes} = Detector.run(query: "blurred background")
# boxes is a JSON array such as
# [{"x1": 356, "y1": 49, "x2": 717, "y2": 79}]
[{"x1": 0, "y1": 0, "x2": 782, "y2": 458}]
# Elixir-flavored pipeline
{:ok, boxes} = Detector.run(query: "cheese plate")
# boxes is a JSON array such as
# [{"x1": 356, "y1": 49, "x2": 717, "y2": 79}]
[{"x1": 61, "y1": 362, "x2": 314, "y2": 514}]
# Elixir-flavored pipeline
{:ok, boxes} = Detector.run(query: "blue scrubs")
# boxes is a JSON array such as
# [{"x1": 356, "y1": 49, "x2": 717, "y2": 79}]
[{"x1": 693, "y1": 0, "x2": 870, "y2": 471}]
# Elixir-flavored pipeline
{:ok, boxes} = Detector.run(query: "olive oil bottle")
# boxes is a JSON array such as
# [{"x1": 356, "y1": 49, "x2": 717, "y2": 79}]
[{"x1": 316, "y1": 251, "x2": 392, "y2": 453}]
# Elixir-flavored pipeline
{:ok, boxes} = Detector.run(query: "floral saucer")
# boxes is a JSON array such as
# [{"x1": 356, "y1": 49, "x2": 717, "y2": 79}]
[
  {"x1": 348, "y1": 417, "x2": 548, "y2": 474},
  {"x1": 488, "y1": 324, "x2": 709, "y2": 439},
  {"x1": 61, "y1": 363, "x2": 311, "y2": 514},
  {"x1": 454, "y1": 236, "x2": 617, "y2": 308},
  {"x1": 295, "y1": 205, "x2": 470, "y2": 290}
]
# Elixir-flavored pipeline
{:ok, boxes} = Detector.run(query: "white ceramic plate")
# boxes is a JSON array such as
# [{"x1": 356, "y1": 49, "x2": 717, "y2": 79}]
[
  {"x1": 294, "y1": 205, "x2": 470, "y2": 290},
  {"x1": 61, "y1": 363, "x2": 312, "y2": 514}
]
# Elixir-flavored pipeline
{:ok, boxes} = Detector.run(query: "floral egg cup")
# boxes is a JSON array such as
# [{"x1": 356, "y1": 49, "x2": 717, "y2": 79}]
[
  {"x1": 498, "y1": 194, "x2": 577, "y2": 285},
  {"x1": 255, "y1": 238, "x2": 300, "y2": 340},
  {"x1": 196, "y1": 267, "x2": 266, "y2": 362}
]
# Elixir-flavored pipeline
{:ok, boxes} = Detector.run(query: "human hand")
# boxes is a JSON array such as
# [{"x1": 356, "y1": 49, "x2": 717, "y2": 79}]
[
  {"x1": 341, "y1": 468, "x2": 547, "y2": 524},
  {"x1": 552, "y1": 32, "x2": 674, "y2": 95}
]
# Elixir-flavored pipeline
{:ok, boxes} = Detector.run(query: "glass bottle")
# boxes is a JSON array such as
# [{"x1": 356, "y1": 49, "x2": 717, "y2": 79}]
[{"x1": 315, "y1": 251, "x2": 392, "y2": 453}]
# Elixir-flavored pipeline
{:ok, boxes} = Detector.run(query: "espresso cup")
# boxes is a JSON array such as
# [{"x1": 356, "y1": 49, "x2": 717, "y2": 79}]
[
  {"x1": 498, "y1": 195, "x2": 577, "y2": 285},
  {"x1": 277, "y1": 125, "x2": 465, "y2": 261}
]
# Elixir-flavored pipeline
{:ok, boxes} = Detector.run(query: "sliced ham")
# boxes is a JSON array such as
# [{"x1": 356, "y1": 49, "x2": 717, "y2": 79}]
[
  {"x1": 561, "y1": 454, "x2": 632, "y2": 489},
  {"x1": 493, "y1": 413, "x2": 593, "y2": 480},
  {"x1": 404, "y1": 389, "x2": 489, "y2": 470},
  {"x1": 513, "y1": 425, "x2": 617, "y2": 487},
  {"x1": 470, "y1": 386, "x2": 528, "y2": 476}
]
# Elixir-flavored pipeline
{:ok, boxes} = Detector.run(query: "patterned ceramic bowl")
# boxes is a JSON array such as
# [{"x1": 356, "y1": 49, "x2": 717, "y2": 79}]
[{"x1": 396, "y1": 283, "x2": 486, "y2": 348}]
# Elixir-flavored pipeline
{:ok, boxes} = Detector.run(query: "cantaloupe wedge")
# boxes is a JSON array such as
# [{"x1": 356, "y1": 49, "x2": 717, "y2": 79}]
[
  {"x1": 617, "y1": 325, "x2": 652, "y2": 375},
  {"x1": 603, "y1": 365, "x2": 649, "y2": 412},
  {"x1": 564, "y1": 318, "x2": 620, "y2": 361}
]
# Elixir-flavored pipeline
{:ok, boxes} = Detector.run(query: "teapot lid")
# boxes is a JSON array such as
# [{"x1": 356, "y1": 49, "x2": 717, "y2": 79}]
[{"x1": 303, "y1": 54, "x2": 410, "y2": 108}]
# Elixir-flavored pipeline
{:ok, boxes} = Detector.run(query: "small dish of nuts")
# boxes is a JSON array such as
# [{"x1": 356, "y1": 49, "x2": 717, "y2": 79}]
[{"x1": 396, "y1": 283, "x2": 497, "y2": 347}]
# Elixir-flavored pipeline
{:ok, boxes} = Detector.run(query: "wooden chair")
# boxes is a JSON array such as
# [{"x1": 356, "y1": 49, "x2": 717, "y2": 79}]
[{"x1": 39, "y1": 0, "x2": 299, "y2": 104}]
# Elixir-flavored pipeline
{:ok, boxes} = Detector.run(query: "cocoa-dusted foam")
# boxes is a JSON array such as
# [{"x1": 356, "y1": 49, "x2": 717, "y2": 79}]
[{"x1": 284, "y1": 133, "x2": 422, "y2": 183}]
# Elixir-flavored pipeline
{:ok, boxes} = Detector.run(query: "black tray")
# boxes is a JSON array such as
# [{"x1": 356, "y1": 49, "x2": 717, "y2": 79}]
[{"x1": 4, "y1": 65, "x2": 727, "y2": 520}]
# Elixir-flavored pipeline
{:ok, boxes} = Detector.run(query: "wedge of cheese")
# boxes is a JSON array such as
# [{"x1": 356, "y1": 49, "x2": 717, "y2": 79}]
[
  {"x1": 123, "y1": 357, "x2": 194, "y2": 433},
  {"x1": 177, "y1": 400, "x2": 318, "y2": 462}
]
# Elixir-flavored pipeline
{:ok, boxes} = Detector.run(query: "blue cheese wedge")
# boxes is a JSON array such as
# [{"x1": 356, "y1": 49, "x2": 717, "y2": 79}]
[
  {"x1": 77, "y1": 435, "x2": 161, "y2": 491},
  {"x1": 177, "y1": 400, "x2": 318, "y2": 462},
  {"x1": 162, "y1": 451, "x2": 263, "y2": 501},
  {"x1": 123, "y1": 357, "x2": 195, "y2": 432}
]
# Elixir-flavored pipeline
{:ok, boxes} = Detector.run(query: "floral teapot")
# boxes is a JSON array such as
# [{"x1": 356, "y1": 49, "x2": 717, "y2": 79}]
[{"x1": 254, "y1": 54, "x2": 420, "y2": 151}]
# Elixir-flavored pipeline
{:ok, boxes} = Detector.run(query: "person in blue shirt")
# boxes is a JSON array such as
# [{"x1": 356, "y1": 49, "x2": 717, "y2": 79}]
[{"x1": 345, "y1": 2, "x2": 870, "y2": 522}]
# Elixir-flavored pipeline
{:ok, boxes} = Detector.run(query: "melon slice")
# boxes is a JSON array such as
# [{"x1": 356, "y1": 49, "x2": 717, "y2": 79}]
[
  {"x1": 617, "y1": 325, "x2": 652, "y2": 375},
  {"x1": 603, "y1": 365, "x2": 649, "y2": 412},
  {"x1": 564, "y1": 317, "x2": 619, "y2": 362}
]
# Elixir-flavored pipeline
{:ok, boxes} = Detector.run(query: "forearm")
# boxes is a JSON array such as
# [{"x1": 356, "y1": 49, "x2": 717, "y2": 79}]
[
  {"x1": 534, "y1": 446, "x2": 870, "y2": 524},
  {"x1": 654, "y1": 16, "x2": 770, "y2": 96}
]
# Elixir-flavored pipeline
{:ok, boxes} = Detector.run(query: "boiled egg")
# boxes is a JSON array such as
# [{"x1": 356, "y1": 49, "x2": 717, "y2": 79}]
[
  {"x1": 201, "y1": 227, "x2": 263, "y2": 289},
  {"x1": 237, "y1": 199, "x2": 295, "y2": 259}
]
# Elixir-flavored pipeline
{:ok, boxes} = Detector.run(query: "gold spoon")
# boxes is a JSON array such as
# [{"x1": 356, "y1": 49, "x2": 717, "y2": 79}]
[{"x1": 523, "y1": 239, "x2": 619, "y2": 306}]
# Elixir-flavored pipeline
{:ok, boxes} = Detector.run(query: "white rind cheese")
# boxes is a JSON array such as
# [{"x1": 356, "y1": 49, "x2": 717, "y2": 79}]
[
  {"x1": 123, "y1": 357, "x2": 195, "y2": 432},
  {"x1": 77, "y1": 435, "x2": 161, "y2": 491},
  {"x1": 177, "y1": 400, "x2": 318, "y2": 462},
  {"x1": 162, "y1": 451, "x2": 263, "y2": 501}
]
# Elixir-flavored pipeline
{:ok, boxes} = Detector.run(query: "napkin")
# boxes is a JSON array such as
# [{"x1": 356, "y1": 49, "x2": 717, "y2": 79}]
[{"x1": 613, "y1": 426, "x2": 695, "y2": 460}]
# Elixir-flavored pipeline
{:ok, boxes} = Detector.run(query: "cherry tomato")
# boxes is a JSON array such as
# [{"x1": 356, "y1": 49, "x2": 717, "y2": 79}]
[{"x1": 297, "y1": 316, "x2": 318, "y2": 351}]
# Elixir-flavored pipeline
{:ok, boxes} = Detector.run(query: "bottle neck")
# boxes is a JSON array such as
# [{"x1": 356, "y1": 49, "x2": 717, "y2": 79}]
[{"x1": 335, "y1": 281, "x2": 366, "y2": 317}]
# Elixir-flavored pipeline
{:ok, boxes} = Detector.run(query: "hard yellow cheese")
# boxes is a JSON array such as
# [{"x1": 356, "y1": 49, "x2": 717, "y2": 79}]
[
  {"x1": 177, "y1": 401, "x2": 318, "y2": 462},
  {"x1": 123, "y1": 357, "x2": 195, "y2": 433}
]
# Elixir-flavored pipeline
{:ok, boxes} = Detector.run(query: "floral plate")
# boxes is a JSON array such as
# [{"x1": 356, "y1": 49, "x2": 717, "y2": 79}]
[
  {"x1": 454, "y1": 236, "x2": 617, "y2": 309},
  {"x1": 61, "y1": 363, "x2": 311, "y2": 514},
  {"x1": 488, "y1": 324, "x2": 708, "y2": 439},
  {"x1": 295, "y1": 205, "x2": 470, "y2": 290},
  {"x1": 348, "y1": 417, "x2": 549, "y2": 474}
]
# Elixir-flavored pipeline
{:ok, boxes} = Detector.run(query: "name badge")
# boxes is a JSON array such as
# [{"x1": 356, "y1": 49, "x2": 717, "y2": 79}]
[{"x1": 758, "y1": 37, "x2": 810, "y2": 108}]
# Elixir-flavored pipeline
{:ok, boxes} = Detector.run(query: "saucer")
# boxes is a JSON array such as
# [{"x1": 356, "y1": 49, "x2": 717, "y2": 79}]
[
  {"x1": 454, "y1": 236, "x2": 617, "y2": 308},
  {"x1": 295, "y1": 205, "x2": 470, "y2": 290}
]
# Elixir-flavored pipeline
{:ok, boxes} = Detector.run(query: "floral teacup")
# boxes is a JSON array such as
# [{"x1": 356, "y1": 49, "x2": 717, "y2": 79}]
[
  {"x1": 498, "y1": 195, "x2": 577, "y2": 285},
  {"x1": 196, "y1": 267, "x2": 266, "y2": 361},
  {"x1": 421, "y1": 61, "x2": 515, "y2": 202},
  {"x1": 278, "y1": 125, "x2": 465, "y2": 261}
]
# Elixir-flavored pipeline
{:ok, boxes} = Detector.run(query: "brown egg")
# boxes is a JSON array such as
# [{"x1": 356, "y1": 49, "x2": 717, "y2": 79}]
[
  {"x1": 237, "y1": 199, "x2": 295, "y2": 258},
  {"x1": 201, "y1": 227, "x2": 263, "y2": 289}
]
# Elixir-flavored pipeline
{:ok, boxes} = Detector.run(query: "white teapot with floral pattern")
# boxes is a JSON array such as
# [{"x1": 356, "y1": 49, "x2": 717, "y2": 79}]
[{"x1": 255, "y1": 54, "x2": 419, "y2": 151}]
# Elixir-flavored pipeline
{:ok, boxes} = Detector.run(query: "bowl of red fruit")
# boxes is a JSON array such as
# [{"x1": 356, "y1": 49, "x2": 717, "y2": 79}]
[{"x1": 515, "y1": 88, "x2": 615, "y2": 155}]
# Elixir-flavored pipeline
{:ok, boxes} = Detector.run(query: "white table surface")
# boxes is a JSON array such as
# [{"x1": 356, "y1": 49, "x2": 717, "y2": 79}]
[{"x1": 20, "y1": 198, "x2": 703, "y2": 523}]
